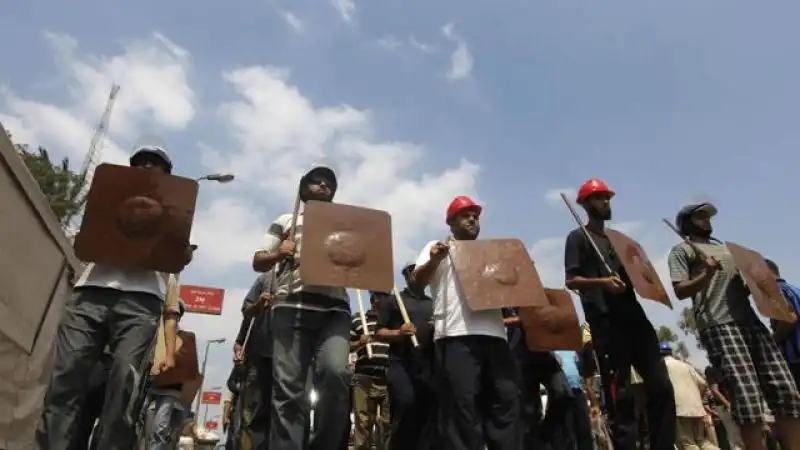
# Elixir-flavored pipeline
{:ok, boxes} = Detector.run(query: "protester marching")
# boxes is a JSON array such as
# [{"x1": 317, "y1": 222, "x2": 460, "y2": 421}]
[{"x1": 8, "y1": 136, "x2": 800, "y2": 450}]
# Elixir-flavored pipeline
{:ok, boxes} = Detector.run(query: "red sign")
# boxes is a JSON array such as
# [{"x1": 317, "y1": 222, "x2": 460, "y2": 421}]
[
  {"x1": 180, "y1": 284, "x2": 225, "y2": 315},
  {"x1": 201, "y1": 391, "x2": 222, "y2": 405},
  {"x1": 205, "y1": 421, "x2": 218, "y2": 430}
]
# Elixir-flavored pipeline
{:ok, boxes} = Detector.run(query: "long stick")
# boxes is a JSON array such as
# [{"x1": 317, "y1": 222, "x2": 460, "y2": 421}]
[
  {"x1": 661, "y1": 218, "x2": 709, "y2": 258},
  {"x1": 244, "y1": 192, "x2": 302, "y2": 357},
  {"x1": 356, "y1": 289, "x2": 374, "y2": 358},
  {"x1": 392, "y1": 286, "x2": 419, "y2": 348},
  {"x1": 559, "y1": 193, "x2": 617, "y2": 277}
]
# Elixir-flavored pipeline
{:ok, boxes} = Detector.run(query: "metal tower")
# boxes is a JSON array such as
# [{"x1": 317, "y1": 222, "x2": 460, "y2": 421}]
[{"x1": 63, "y1": 84, "x2": 120, "y2": 232}]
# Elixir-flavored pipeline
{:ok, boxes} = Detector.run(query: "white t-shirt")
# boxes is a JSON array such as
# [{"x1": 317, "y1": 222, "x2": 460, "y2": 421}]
[
  {"x1": 75, "y1": 263, "x2": 168, "y2": 300},
  {"x1": 260, "y1": 212, "x2": 349, "y2": 302},
  {"x1": 415, "y1": 240, "x2": 507, "y2": 341}
]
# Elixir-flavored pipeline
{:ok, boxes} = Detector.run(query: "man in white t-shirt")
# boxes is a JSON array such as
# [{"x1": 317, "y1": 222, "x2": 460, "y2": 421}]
[
  {"x1": 35, "y1": 145, "x2": 191, "y2": 450},
  {"x1": 251, "y1": 165, "x2": 352, "y2": 450},
  {"x1": 412, "y1": 195, "x2": 520, "y2": 450}
]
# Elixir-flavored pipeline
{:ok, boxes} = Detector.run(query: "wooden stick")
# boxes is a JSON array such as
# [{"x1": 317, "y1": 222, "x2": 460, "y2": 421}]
[
  {"x1": 559, "y1": 193, "x2": 617, "y2": 277},
  {"x1": 356, "y1": 289, "x2": 373, "y2": 358},
  {"x1": 392, "y1": 286, "x2": 419, "y2": 348},
  {"x1": 661, "y1": 218, "x2": 709, "y2": 258}
]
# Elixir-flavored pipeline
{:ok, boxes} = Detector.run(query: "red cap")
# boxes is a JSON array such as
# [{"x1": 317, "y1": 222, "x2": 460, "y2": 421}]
[
  {"x1": 576, "y1": 179, "x2": 615, "y2": 203},
  {"x1": 446, "y1": 196, "x2": 482, "y2": 223}
]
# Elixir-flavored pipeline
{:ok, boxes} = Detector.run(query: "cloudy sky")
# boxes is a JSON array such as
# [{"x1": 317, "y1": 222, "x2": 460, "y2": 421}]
[{"x1": 3, "y1": 0, "x2": 799, "y2": 422}]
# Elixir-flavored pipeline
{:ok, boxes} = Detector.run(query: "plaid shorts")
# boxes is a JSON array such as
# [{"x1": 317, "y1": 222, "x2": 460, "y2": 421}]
[{"x1": 700, "y1": 322, "x2": 800, "y2": 423}]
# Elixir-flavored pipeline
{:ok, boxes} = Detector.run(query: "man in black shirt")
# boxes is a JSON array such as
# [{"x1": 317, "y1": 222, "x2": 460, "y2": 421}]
[
  {"x1": 563, "y1": 178, "x2": 675, "y2": 450},
  {"x1": 238, "y1": 273, "x2": 274, "y2": 449},
  {"x1": 375, "y1": 263, "x2": 436, "y2": 450}
]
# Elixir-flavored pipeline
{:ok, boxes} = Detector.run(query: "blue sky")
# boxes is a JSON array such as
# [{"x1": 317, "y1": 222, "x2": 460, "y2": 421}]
[{"x1": 3, "y1": 0, "x2": 800, "y2": 424}]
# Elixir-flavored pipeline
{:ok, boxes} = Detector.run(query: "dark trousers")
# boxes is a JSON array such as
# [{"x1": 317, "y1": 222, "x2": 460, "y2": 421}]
[
  {"x1": 435, "y1": 335, "x2": 520, "y2": 450},
  {"x1": 36, "y1": 287, "x2": 161, "y2": 450},
  {"x1": 67, "y1": 364, "x2": 107, "y2": 450},
  {"x1": 790, "y1": 362, "x2": 800, "y2": 390},
  {"x1": 518, "y1": 352, "x2": 573, "y2": 449},
  {"x1": 387, "y1": 356, "x2": 437, "y2": 450},
  {"x1": 570, "y1": 388, "x2": 595, "y2": 450},
  {"x1": 269, "y1": 304, "x2": 353, "y2": 450},
  {"x1": 587, "y1": 306, "x2": 676, "y2": 450},
  {"x1": 243, "y1": 356, "x2": 273, "y2": 449}
]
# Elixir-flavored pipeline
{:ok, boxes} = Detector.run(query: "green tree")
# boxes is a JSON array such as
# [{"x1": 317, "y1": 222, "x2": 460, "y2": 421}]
[
  {"x1": 678, "y1": 306, "x2": 699, "y2": 341},
  {"x1": 8, "y1": 131, "x2": 85, "y2": 226},
  {"x1": 656, "y1": 325, "x2": 691, "y2": 360}
]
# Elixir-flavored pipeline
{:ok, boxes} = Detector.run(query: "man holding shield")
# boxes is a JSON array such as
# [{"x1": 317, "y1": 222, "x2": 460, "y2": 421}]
[
  {"x1": 668, "y1": 203, "x2": 800, "y2": 450},
  {"x1": 252, "y1": 165, "x2": 352, "y2": 450},
  {"x1": 412, "y1": 195, "x2": 520, "y2": 450},
  {"x1": 563, "y1": 179, "x2": 675, "y2": 450},
  {"x1": 36, "y1": 145, "x2": 191, "y2": 450}
]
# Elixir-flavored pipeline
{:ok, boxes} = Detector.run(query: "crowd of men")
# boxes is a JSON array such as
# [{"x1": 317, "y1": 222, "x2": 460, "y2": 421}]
[{"x1": 27, "y1": 144, "x2": 800, "y2": 450}]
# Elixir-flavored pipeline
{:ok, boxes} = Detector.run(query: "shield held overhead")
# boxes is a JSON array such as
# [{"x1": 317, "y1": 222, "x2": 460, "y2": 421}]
[
  {"x1": 300, "y1": 201, "x2": 394, "y2": 293},
  {"x1": 74, "y1": 163, "x2": 198, "y2": 273},
  {"x1": 605, "y1": 229, "x2": 672, "y2": 309},
  {"x1": 725, "y1": 242, "x2": 797, "y2": 324},
  {"x1": 448, "y1": 239, "x2": 548, "y2": 311},
  {"x1": 518, "y1": 288, "x2": 582, "y2": 351}
]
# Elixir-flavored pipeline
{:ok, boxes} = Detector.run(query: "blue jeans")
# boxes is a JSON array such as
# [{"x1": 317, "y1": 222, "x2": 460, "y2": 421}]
[
  {"x1": 147, "y1": 394, "x2": 184, "y2": 450},
  {"x1": 36, "y1": 287, "x2": 161, "y2": 450},
  {"x1": 269, "y1": 303, "x2": 352, "y2": 450}
]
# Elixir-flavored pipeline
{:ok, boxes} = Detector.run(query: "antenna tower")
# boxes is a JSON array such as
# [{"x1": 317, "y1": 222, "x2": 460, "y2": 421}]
[{"x1": 64, "y1": 84, "x2": 120, "y2": 232}]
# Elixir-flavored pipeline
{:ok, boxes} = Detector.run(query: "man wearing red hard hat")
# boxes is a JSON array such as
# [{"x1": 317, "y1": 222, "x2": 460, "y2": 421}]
[
  {"x1": 412, "y1": 195, "x2": 520, "y2": 450},
  {"x1": 563, "y1": 179, "x2": 675, "y2": 450}
]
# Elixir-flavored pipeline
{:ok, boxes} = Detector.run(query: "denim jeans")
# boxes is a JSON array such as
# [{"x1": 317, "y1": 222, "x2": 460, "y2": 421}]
[
  {"x1": 269, "y1": 303, "x2": 352, "y2": 450},
  {"x1": 147, "y1": 394, "x2": 184, "y2": 450},
  {"x1": 36, "y1": 287, "x2": 161, "y2": 450}
]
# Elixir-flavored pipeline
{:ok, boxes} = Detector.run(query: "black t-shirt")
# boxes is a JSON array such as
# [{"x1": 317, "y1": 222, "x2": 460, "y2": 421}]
[
  {"x1": 375, "y1": 288, "x2": 434, "y2": 358},
  {"x1": 564, "y1": 227, "x2": 637, "y2": 318}
]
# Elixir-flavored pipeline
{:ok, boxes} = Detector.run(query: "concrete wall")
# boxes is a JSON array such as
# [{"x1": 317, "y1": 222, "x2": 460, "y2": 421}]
[{"x1": 0, "y1": 123, "x2": 82, "y2": 450}]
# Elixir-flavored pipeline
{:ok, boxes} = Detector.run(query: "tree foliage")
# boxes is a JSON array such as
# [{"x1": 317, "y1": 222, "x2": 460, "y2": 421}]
[
  {"x1": 7, "y1": 130, "x2": 85, "y2": 226},
  {"x1": 656, "y1": 325, "x2": 691, "y2": 360}
]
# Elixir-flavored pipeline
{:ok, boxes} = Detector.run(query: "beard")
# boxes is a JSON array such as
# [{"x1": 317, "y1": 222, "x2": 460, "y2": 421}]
[{"x1": 587, "y1": 205, "x2": 611, "y2": 221}]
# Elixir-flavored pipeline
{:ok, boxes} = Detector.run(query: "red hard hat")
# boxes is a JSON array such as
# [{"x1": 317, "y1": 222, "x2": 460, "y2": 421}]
[
  {"x1": 446, "y1": 196, "x2": 482, "y2": 223},
  {"x1": 576, "y1": 178, "x2": 615, "y2": 203}
]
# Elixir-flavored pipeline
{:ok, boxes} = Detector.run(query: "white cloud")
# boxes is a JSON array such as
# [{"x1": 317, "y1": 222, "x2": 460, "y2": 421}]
[
  {"x1": 199, "y1": 65, "x2": 480, "y2": 267},
  {"x1": 280, "y1": 10, "x2": 306, "y2": 35},
  {"x1": 375, "y1": 36, "x2": 402, "y2": 52},
  {"x1": 409, "y1": 37, "x2": 436, "y2": 54},
  {"x1": 0, "y1": 31, "x2": 196, "y2": 164},
  {"x1": 331, "y1": 0, "x2": 356, "y2": 23},
  {"x1": 441, "y1": 23, "x2": 474, "y2": 81}
]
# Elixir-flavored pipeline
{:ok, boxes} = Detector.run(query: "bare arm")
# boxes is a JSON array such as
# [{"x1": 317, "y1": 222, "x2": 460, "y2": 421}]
[{"x1": 252, "y1": 251, "x2": 283, "y2": 272}]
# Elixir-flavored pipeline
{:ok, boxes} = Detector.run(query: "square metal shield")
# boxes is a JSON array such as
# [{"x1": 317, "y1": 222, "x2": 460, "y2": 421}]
[
  {"x1": 606, "y1": 229, "x2": 672, "y2": 309},
  {"x1": 73, "y1": 164, "x2": 198, "y2": 273},
  {"x1": 449, "y1": 239, "x2": 548, "y2": 311},
  {"x1": 725, "y1": 241, "x2": 797, "y2": 324},
  {"x1": 519, "y1": 288, "x2": 582, "y2": 351},
  {"x1": 152, "y1": 330, "x2": 199, "y2": 387},
  {"x1": 300, "y1": 200, "x2": 394, "y2": 292}
]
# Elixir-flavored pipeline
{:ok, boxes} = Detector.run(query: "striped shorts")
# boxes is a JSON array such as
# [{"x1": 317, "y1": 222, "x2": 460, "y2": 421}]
[{"x1": 700, "y1": 322, "x2": 800, "y2": 423}]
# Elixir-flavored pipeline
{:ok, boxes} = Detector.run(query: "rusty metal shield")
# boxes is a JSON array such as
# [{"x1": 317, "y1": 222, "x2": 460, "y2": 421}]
[
  {"x1": 152, "y1": 330, "x2": 200, "y2": 387},
  {"x1": 449, "y1": 239, "x2": 548, "y2": 310},
  {"x1": 518, "y1": 288, "x2": 582, "y2": 351},
  {"x1": 73, "y1": 163, "x2": 198, "y2": 273},
  {"x1": 725, "y1": 241, "x2": 797, "y2": 324},
  {"x1": 605, "y1": 229, "x2": 672, "y2": 309},
  {"x1": 299, "y1": 200, "x2": 394, "y2": 292}
]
